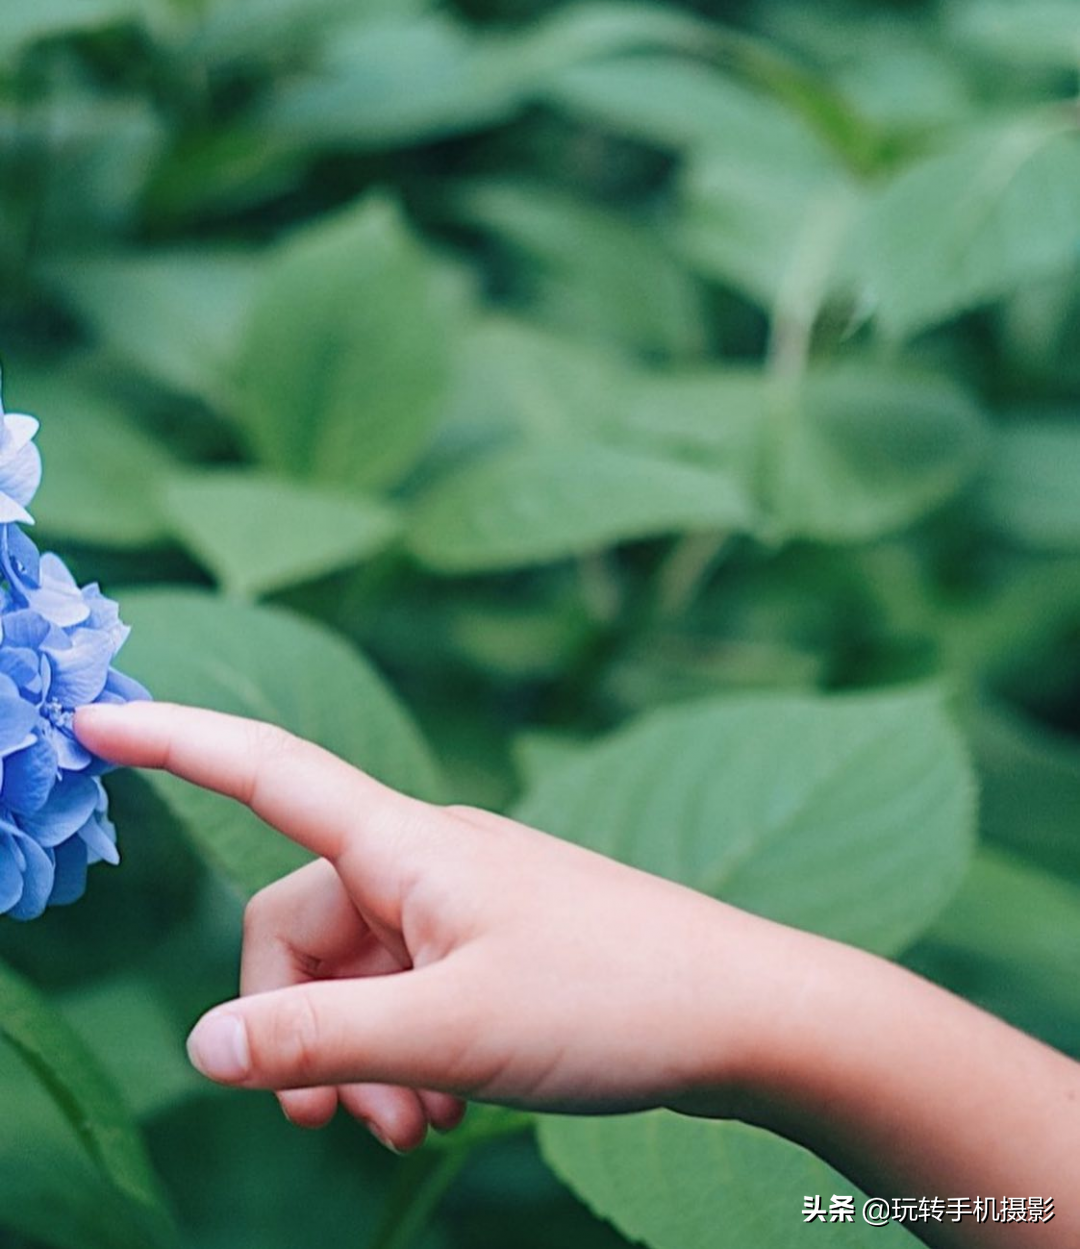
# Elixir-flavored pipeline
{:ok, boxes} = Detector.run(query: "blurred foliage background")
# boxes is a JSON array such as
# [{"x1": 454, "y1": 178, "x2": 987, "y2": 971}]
[{"x1": 1, "y1": 0, "x2": 1079, "y2": 1246}]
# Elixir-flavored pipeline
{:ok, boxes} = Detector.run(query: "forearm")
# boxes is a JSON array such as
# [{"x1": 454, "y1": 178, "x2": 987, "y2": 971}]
[{"x1": 688, "y1": 925, "x2": 1079, "y2": 1249}]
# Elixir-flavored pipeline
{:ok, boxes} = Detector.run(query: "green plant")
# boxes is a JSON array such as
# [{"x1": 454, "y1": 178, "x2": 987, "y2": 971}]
[{"x1": 1, "y1": 1, "x2": 1078, "y2": 1246}]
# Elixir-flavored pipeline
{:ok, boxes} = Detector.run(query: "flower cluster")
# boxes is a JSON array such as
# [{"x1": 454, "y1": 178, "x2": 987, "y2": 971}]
[{"x1": 0, "y1": 382, "x2": 148, "y2": 920}]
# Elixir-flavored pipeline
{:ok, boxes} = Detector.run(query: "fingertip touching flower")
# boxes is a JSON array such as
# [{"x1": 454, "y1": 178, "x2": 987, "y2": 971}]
[{"x1": 0, "y1": 373, "x2": 149, "y2": 921}]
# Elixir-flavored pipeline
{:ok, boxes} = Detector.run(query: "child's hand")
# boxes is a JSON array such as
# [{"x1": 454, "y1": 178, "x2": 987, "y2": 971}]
[
  {"x1": 77, "y1": 701, "x2": 1080, "y2": 1249},
  {"x1": 74, "y1": 701, "x2": 799, "y2": 1151}
]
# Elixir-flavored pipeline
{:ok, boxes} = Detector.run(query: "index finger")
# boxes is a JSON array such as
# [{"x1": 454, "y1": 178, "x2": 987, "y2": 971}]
[{"x1": 74, "y1": 701, "x2": 424, "y2": 864}]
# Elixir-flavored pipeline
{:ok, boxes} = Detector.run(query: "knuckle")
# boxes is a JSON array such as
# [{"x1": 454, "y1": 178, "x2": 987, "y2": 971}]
[
  {"x1": 241, "y1": 886, "x2": 278, "y2": 941},
  {"x1": 247, "y1": 720, "x2": 300, "y2": 764}
]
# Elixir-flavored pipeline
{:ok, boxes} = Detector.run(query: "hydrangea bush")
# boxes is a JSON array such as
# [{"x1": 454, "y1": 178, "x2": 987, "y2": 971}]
[{"x1": 0, "y1": 381, "x2": 148, "y2": 920}]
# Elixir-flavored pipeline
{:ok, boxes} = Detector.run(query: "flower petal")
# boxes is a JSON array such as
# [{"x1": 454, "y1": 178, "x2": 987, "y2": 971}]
[
  {"x1": 0, "y1": 832, "x2": 25, "y2": 913},
  {"x1": 19, "y1": 772, "x2": 99, "y2": 846},
  {"x1": 26, "y1": 554, "x2": 89, "y2": 628},
  {"x1": 0, "y1": 441, "x2": 42, "y2": 512},
  {"x1": 0, "y1": 414, "x2": 40, "y2": 458},
  {"x1": 2, "y1": 733, "x2": 59, "y2": 816},
  {"x1": 44, "y1": 628, "x2": 114, "y2": 707},
  {"x1": 47, "y1": 834, "x2": 89, "y2": 907},
  {"x1": 0, "y1": 692, "x2": 40, "y2": 755},
  {"x1": 54, "y1": 728, "x2": 93, "y2": 771},
  {"x1": 6, "y1": 833, "x2": 54, "y2": 921},
  {"x1": 78, "y1": 808, "x2": 120, "y2": 867}
]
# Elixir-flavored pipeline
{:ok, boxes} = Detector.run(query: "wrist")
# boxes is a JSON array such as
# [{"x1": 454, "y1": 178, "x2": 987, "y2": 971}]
[{"x1": 663, "y1": 907, "x2": 877, "y2": 1129}]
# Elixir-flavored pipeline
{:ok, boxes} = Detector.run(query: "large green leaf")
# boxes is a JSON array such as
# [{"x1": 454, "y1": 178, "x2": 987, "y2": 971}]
[
  {"x1": 407, "y1": 441, "x2": 753, "y2": 573},
  {"x1": 766, "y1": 367, "x2": 986, "y2": 540},
  {"x1": 7, "y1": 367, "x2": 175, "y2": 548},
  {"x1": 61, "y1": 974, "x2": 206, "y2": 1121},
  {"x1": 515, "y1": 687, "x2": 976, "y2": 955},
  {"x1": 253, "y1": 16, "x2": 529, "y2": 148},
  {"x1": 181, "y1": 0, "x2": 426, "y2": 67},
  {"x1": 948, "y1": 0, "x2": 1080, "y2": 70},
  {"x1": 50, "y1": 251, "x2": 259, "y2": 406},
  {"x1": 235, "y1": 197, "x2": 457, "y2": 491},
  {"x1": 115, "y1": 590, "x2": 444, "y2": 896},
  {"x1": 0, "y1": 0, "x2": 139, "y2": 59},
  {"x1": 450, "y1": 180, "x2": 706, "y2": 357},
  {"x1": 979, "y1": 420, "x2": 1080, "y2": 551},
  {"x1": 539, "y1": 1112, "x2": 917, "y2": 1249},
  {"x1": 907, "y1": 847, "x2": 1080, "y2": 1059},
  {"x1": 614, "y1": 364, "x2": 986, "y2": 542},
  {"x1": 529, "y1": 687, "x2": 972, "y2": 1249},
  {"x1": 0, "y1": 957, "x2": 176, "y2": 1249},
  {"x1": 0, "y1": 1042, "x2": 158, "y2": 1249},
  {"x1": 253, "y1": 5, "x2": 708, "y2": 150},
  {"x1": 563, "y1": 56, "x2": 866, "y2": 312},
  {"x1": 861, "y1": 117, "x2": 1080, "y2": 339},
  {"x1": 5, "y1": 367, "x2": 174, "y2": 549},
  {"x1": 966, "y1": 699, "x2": 1080, "y2": 880},
  {"x1": 162, "y1": 469, "x2": 400, "y2": 598},
  {"x1": 437, "y1": 317, "x2": 628, "y2": 447}
]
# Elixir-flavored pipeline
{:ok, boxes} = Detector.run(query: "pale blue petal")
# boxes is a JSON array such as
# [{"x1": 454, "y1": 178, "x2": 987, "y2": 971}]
[
  {"x1": 19, "y1": 772, "x2": 99, "y2": 846},
  {"x1": 2, "y1": 734, "x2": 59, "y2": 816},
  {"x1": 0, "y1": 832, "x2": 24, "y2": 913},
  {"x1": 47, "y1": 834, "x2": 88, "y2": 906},
  {"x1": 44, "y1": 627, "x2": 114, "y2": 706},
  {"x1": 7, "y1": 833, "x2": 54, "y2": 920},
  {"x1": 78, "y1": 809, "x2": 120, "y2": 867},
  {"x1": 0, "y1": 441, "x2": 42, "y2": 511}
]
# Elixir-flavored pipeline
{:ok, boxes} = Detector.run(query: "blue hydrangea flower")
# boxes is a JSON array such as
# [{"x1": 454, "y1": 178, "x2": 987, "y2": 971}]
[
  {"x1": 0, "y1": 400, "x2": 42, "y2": 525},
  {"x1": 0, "y1": 381, "x2": 148, "y2": 921}
]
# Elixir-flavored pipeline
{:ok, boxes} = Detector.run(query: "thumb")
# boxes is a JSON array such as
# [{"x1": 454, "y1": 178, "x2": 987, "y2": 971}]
[{"x1": 186, "y1": 968, "x2": 466, "y2": 1092}]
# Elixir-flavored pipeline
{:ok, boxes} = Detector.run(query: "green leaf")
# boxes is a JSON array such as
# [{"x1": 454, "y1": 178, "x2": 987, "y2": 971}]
[
  {"x1": 561, "y1": 56, "x2": 863, "y2": 310},
  {"x1": 0, "y1": 0, "x2": 139, "y2": 60},
  {"x1": 907, "y1": 847, "x2": 1080, "y2": 1059},
  {"x1": 0, "y1": 957, "x2": 176, "y2": 1248},
  {"x1": 538, "y1": 1112, "x2": 918, "y2": 1249},
  {"x1": 60, "y1": 974, "x2": 206, "y2": 1121},
  {"x1": 236, "y1": 197, "x2": 457, "y2": 491},
  {"x1": 26, "y1": 96, "x2": 165, "y2": 244},
  {"x1": 949, "y1": 0, "x2": 1080, "y2": 70},
  {"x1": 6, "y1": 371, "x2": 173, "y2": 548},
  {"x1": 162, "y1": 469, "x2": 400, "y2": 598},
  {"x1": 546, "y1": 53, "x2": 818, "y2": 155},
  {"x1": 966, "y1": 699, "x2": 1080, "y2": 880},
  {"x1": 50, "y1": 251, "x2": 259, "y2": 406},
  {"x1": 183, "y1": 0, "x2": 427, "y2": 67},
  {"x1": 252, "y1": 5, "x2": 708, "y2": 151},
  {"x1": 450, "y1": 180, "x2": 706, "y2": 357},
  {"x1": 767, "y1": 367, "x2": 986, "y2": 541},
  {"x1": 0, "y1": 1042, "x2": 156, "y2": 1249},
  {"x1": 115, "y1": 589, "x2": 444, "y2": 896},
  {"x1": 408, "y1": 441, "x2": 753, "y2": 573},
  {"x1": 615, "y1": 364, "x2": 986, "y2": 542},
  {"x1": 514, "y1": 687, "x2": 976, "y2": 955},
  {"x1": 438, "y1": 317, "x2": 628, "y2": 447},
  {"x1": 253, "y1": 16, "x2": 528, "y2": 148},
  {"x1": 532, "y1": 688, "x2": 973, "y2": 1249},
  {"x1": 862, "y1": 118, "x2": 1080, "y2": 339},
  {"x1": 979, "y1": 420, "x2": 1080, "y2": 551}
]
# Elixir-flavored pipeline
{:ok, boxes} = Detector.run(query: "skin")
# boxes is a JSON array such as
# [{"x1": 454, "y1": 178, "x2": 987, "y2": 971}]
[{"x1": 75, "y1": 701, "x2": 1079, "y2": 1249}]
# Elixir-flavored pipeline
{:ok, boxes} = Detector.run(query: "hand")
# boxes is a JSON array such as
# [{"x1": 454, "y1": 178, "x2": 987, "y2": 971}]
[
  {"x1": 77, "y1": 701, "x2": 1080, "y2": 1249},
  {"x1": 74, "y1": 701, "x2": 802, "y2": 1152}
]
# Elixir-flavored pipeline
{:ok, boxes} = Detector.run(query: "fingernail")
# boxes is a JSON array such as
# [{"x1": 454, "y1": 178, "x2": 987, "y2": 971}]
[
  {"x1": 367, "y1": 1123, "x2": 403, "y2": 1155},
  {"x1": 187, "y1": 1012, "x2": 251, "y2": 1082}
]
